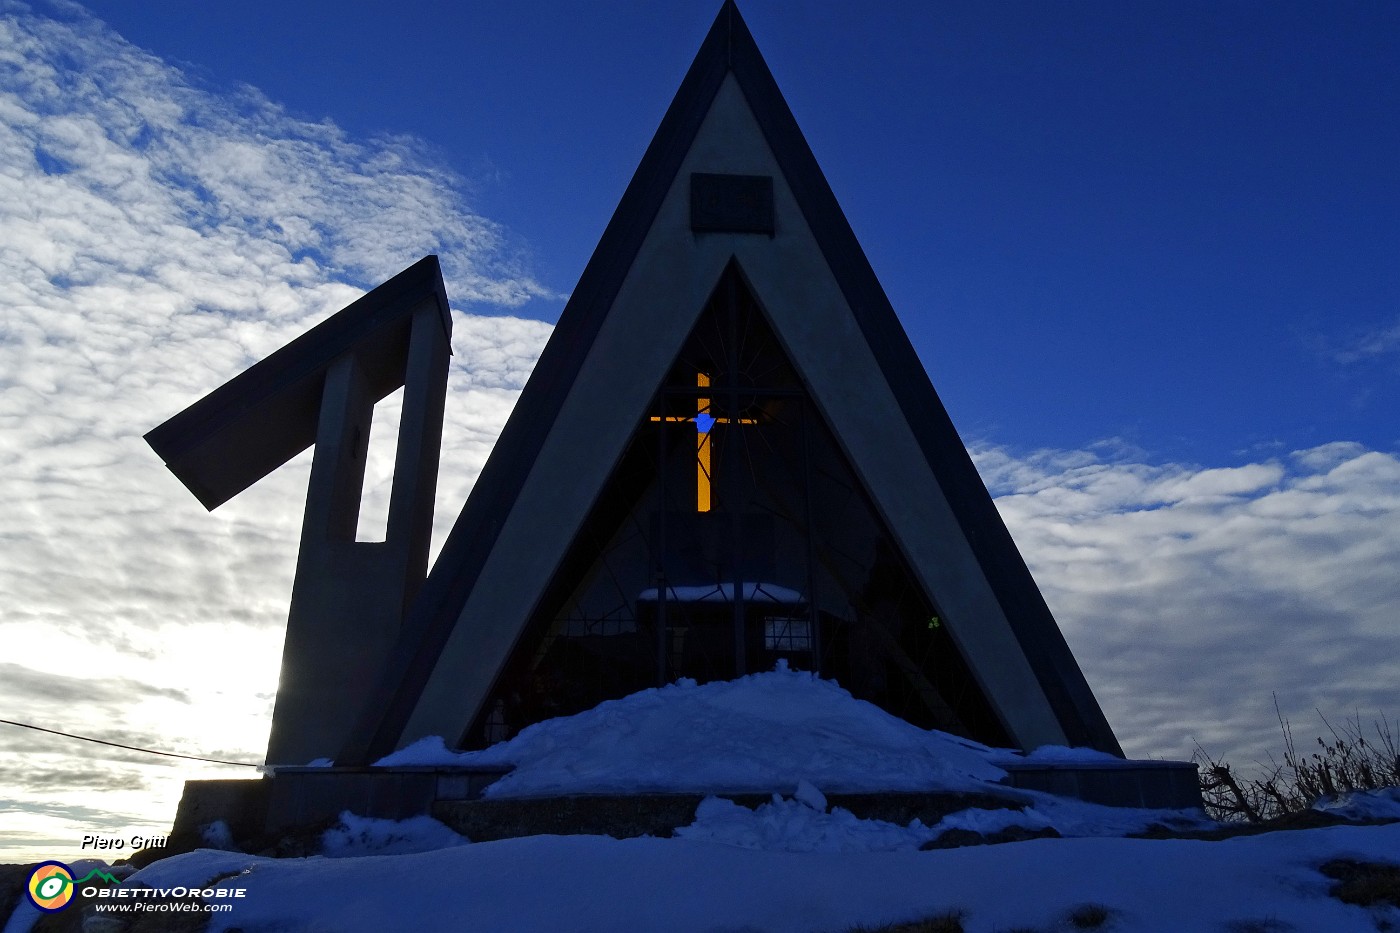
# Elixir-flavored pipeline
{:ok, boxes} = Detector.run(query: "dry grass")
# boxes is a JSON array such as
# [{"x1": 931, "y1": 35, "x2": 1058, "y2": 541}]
[
  {"x1": 1223, "y1": 921, "x2": 1293, "y2": 933},
  {"x1": 844, "y1": 911, "x2": 964, "y2": 933},
  {"x1": 1196, "y1": 702, "x2": 1400, "y2": 823},
  {"x1": 1319, "y1": 858, "x2": 1400, "y2": 910},
  {"x1": 1066, "y1": 903, "x2": 1112, "y2": 929}
]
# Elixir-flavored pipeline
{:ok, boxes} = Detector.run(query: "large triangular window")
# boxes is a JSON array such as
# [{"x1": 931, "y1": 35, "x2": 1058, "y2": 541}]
[{"x1": 467, "y1": 263, "x2": 1010, "y2": 748}]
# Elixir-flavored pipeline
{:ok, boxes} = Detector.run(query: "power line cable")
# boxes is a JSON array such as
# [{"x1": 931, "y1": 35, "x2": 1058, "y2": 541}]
[{"x1": 0, "y1": 718, "x2": 261, "y2": 768}]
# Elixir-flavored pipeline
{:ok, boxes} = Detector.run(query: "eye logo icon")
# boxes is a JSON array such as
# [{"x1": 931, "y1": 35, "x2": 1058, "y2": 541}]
[{"x1": 27, "y1": 861, "x2": 75, "y2": 912}]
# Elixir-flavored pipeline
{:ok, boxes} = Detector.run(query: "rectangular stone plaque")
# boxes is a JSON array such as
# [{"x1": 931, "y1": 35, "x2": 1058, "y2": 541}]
[{"x1": 690, "y1": 173, "x2": 775, "y2": 235}]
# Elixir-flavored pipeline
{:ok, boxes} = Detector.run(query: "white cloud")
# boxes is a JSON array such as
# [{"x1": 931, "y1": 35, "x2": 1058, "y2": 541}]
[
  {"x1": 3, "y1": 1, "x2": 1398, "y2": 865},
  {"x1": 0, "y1": 1, "x2": 552, "y2": 861},
  {"x1": 1330, "y1": 319, "x2": 1400, "y2": 364},
  {"x1": 980, "y1": 443, "x2": 1400, "y2": 767}
]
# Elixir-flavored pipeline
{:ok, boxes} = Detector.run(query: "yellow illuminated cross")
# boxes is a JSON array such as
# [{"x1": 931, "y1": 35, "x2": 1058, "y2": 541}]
[{"x1": 651, "y1": 372, "x2": 756, "y2": 512}]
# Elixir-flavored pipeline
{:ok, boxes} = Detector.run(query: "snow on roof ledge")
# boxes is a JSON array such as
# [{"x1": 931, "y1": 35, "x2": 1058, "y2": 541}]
[{"x1": 635, "y1": 582, "x2": 804, "y2": 603}]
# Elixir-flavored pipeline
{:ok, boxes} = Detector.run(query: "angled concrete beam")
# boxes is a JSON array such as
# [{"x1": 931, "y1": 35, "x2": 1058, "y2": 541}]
[{"x1": 147, "y1": 256, "x2": 452, "y2": 766}]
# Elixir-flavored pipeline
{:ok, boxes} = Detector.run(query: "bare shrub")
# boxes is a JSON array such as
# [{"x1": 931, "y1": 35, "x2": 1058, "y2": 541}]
[
  {"x1": 1195, "y1": 700, "x2": 1399, "y2": 823},
  {"x1": 844, "y1": 912, "x2": 965, "y2": 933},
  {"x1": 1066, "y1": 903, "x2": 1113, "y2": 928}
]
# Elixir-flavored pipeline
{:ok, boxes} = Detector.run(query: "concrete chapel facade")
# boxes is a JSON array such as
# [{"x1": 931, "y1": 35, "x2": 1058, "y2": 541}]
[
  {"x1": 336, "y1": 0, "x2": 1121, "y2": 766},
  {"x1": 149, "y1": 4, "x2": 1200, "y2": 837}
]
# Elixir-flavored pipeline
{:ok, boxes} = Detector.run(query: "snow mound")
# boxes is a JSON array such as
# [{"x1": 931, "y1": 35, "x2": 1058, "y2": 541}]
[
  {"x1": 932, "y1": 806, "x2": 1055, "y2": 837},
  {"x1": 1313, "y1": 786, "x2": 1400, "y2": 821},
  {"x1": 320, "y1": 812, "x2": 470, "y2": 857},
  {"x1": 998, "y1": 744, "x2": 1125, "y2": 765},
  {"x1": 669, "y1": 785, "x2": 1210, "y2": 854},
  {"x1": 200, "y1": 820, "x2": 237, "y2": 851},
  {"x1": 378, "y1": 664, "x2": 1008, "y2": 796},
  {"x1": 676, "y1": 793, "x2": 937, "y2": 852}
]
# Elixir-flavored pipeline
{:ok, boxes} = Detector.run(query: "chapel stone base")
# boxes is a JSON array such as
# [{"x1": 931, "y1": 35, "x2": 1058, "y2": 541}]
[
  {"x1": 1002, "y1": 758, "x2": 1203, "y2": 809},
  {"x1": 165, "y1": 759, "x2": 1200, "y2": 856}
]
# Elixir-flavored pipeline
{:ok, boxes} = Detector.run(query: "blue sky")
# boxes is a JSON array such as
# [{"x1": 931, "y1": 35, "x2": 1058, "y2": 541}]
[
  {"x1": 1, "y1": 0, "x2": 1398, "y2": 862},
  {"x1": 76, "y1": 0, "x2": 1400, "y2": 462}
]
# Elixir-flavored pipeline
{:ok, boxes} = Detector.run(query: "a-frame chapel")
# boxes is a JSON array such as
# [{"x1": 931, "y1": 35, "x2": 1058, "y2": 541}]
[{"x1": 148, "y1": 2, "x2": 1126, "y2": 785}]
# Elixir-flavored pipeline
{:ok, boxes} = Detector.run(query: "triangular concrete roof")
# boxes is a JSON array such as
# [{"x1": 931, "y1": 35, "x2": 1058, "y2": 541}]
[{"x1": 339, "y1": 2, "x2": 1121, "y2": 763}]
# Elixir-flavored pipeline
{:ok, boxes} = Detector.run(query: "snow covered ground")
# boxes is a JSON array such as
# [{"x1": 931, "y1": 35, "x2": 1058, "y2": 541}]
[
  {"x1": 5, "y1": 668, "x2": 1398, "y2": 931},
  {"x1": 4, "y1": 816, "x2": 1393, "y2": 933}
]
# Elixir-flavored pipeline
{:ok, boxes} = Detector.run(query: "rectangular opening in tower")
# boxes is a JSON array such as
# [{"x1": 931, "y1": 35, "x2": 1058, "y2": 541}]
[{"x1": 355, "y1": 386, "x2": 404, "y2": 543}]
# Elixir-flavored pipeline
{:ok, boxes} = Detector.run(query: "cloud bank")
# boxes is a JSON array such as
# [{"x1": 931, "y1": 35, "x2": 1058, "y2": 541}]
[
  {"x1": 0, "y1": 0, "x2": 551, "y2": 859},
  {"x1": 979, "y1": 442, "x2": 1400, "y2": 765},
  {"x1": 2, "y1": 1, "x2": 1397, "y2": 862}
]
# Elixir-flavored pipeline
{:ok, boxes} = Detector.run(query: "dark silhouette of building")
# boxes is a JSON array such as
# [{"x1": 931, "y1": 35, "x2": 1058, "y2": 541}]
[{"x1": 149, "y1": 2, "x2": 1122, "y2": 771}]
